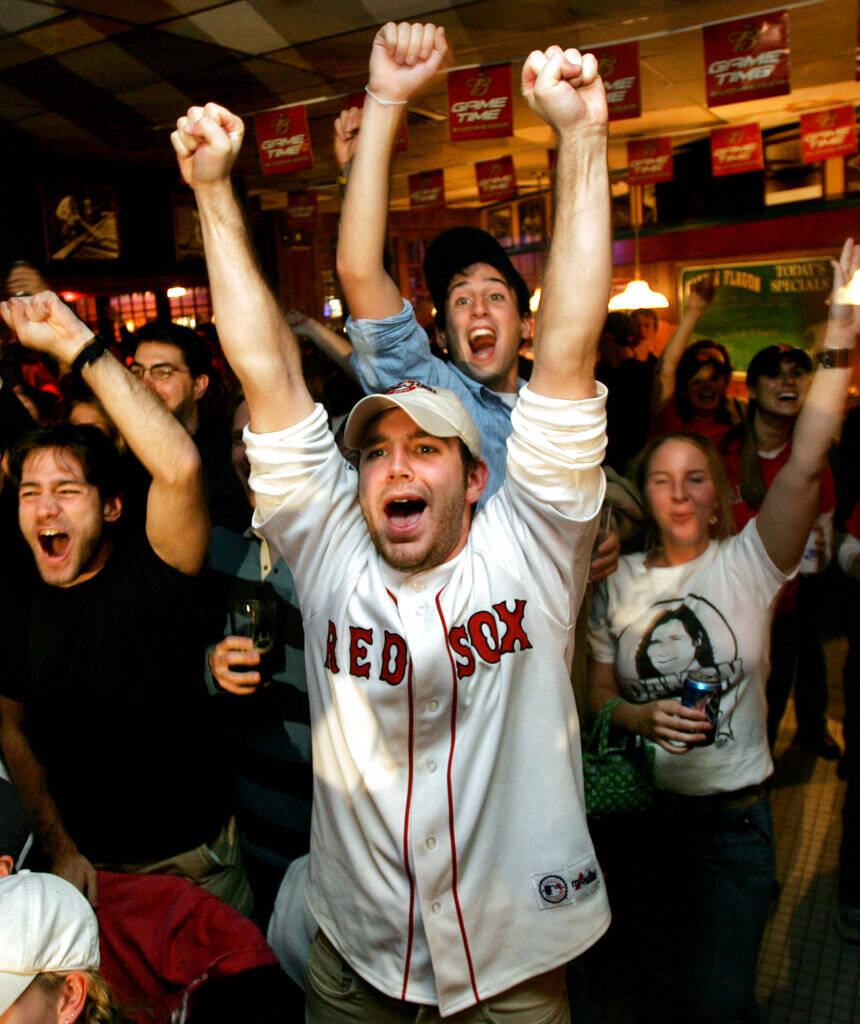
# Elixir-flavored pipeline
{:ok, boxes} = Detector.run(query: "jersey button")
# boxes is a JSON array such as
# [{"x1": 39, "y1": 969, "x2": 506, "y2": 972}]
[
  {"x1": 425, "y1": 759, "x2": 437, "y2": 773},
  {"x1": 426, "y1": 699, "x2": 439, "y2": 713},
  {"x1": 431, "y1": 901, "x2": 442, "y2": 915},
  {"x1": 416, "y1": 602, "x2": 427, "y2": 614},
  {"x1": 425, "y1": 836, "x2": 437, "y2": 850}
]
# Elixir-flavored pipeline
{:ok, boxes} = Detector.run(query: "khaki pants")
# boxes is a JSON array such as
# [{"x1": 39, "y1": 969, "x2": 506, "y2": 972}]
[
  {"x1": 103, "y1": 816, "x2": 254, "y2": 919},
  {"x1": 305, "y1": 930, "x2": 571, "y2": 1024}
]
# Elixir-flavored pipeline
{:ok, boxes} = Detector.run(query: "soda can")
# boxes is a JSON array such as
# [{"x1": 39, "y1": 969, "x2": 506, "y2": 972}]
[{"x1": 681, "y1": 669, "x2": 721, "y2": 747}]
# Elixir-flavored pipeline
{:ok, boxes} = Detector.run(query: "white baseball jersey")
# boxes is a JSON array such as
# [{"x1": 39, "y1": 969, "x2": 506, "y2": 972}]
[{"x1": 246, "y1": 384, "x2": 611, "y2": 1016}]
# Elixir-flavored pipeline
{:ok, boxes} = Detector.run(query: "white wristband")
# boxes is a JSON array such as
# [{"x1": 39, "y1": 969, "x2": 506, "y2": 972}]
[{"x1": 365, "y1": 85, "x2": 407, "y2": 106}]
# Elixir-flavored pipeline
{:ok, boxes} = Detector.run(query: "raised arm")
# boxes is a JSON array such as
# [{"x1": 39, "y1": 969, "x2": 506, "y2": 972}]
[
  {"x1": 757, "y1": 238, "x2": 859, "y2": 573},
  {"x1": 522, "y1": 47, "x2": 610, "y2": 401},
  {"x1": 653, "y1": 275, "x2": 716, "y2": 408},
  {"x1": 0, "y1": 293, "x2": 208, "y2": 575},
  {"x1": 336, "y1": 22, "x2": 448, "y2": 320},
  {"x1": 287, "y1": 310, "x2": 356, "y2": 379},
  {"x1": 172, "y1": 103, "x2": 314, "y2": 434}
]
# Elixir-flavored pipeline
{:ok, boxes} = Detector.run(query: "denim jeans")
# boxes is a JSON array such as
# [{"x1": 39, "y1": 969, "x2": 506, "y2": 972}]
[{"x1": 638, "y1": 795, "x2": 776, "y2": 1024}]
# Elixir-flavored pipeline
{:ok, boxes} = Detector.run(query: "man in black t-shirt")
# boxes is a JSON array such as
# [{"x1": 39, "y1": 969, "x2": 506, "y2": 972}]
[{"x1": 0, "y1": 291, "x2": 248, "y2": 913}]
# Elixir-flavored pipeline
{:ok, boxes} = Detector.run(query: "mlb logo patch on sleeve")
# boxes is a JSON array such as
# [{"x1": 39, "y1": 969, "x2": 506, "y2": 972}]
[{"x1": 532, "y1": 859, "x2": 601, "y2": 909}]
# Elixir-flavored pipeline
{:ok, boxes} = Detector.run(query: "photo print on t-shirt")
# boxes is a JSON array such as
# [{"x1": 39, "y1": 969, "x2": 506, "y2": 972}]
[{"x1": 616, "y1": 594, "x2": 744, "y2": 746}]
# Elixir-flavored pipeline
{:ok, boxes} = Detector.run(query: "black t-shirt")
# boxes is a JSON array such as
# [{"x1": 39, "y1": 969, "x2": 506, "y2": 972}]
[
  {"x1": 0, "y1": 532, "x2": 231, "y2": 864},
  {"x1": 596, "y1": 354, "x2": 657, "y2": 473}
]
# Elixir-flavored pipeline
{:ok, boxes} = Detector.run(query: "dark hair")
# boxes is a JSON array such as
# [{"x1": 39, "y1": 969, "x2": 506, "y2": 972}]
[
  {"x1": 745, "y1": 344, "x2": 811, "y2": 390},
  {"x1": 635, "y1": 604, "x2": 716, "y2": 678},
  {"x1": 602, "y1": 312, "x2": 635, "y2": 347},
  {"x1": 632, "y1": 308, "x2": 658, "y2": 329},
  {"x1": 134, "y1": 320, "x2": 211, "y2": 378},
  {"x1": 9, "y1": 423, "x2": 122, "y2": 500},
  {"x1": 674, "y1": 340, "x2": 733, "y2": 424},
  {"x1": 630, "y1": 431, "x2": 735, "y2": 551},
  {"x1": 423, "y1": 226, "x2": 531, "y2": 330}
]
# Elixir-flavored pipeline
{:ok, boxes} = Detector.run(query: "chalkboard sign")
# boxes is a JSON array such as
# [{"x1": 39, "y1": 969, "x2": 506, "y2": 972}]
[{"x1": 679, "y1": 255, "x2": 834, "y2": 370}]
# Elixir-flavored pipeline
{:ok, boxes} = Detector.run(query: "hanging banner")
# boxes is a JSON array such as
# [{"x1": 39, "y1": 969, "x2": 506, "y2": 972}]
[
  {"x1": 590, "y1": 41, "x2": 640, "y2": 121},
  {"x1": 801, "y1": 106, "x2": 858, "y2": 163},
  {"x1": 448, "y1": 63, "x2": 513, "y2": 142},
  {"x1": 627, "y1": 137, "x2": 674, "y2": 185},
  {"x1": 255, "y1": 106, "x2": 313, "y2": 175},
  {"x1": 409, "y1": 169, "x2": 445, "y2": 209},
  {"x1": 287, "y1": 190, "x2": 317, "y2": 230},
  {"x1": 345, "y1": 91, "x2": 408, "y2": 153},
  {"x1": 710, "y1": 123, "x2": 764, "y2": 176},
  {"x1": 703, "y1": 11, "x2": 790, "y2": 107},
  {"x1": 475, "y1": 155, "x2": 518, "y2": 203}
]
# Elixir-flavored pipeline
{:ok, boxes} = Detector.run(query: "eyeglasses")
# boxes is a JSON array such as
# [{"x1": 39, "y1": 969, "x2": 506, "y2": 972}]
[{"x1": 129, "y1": 363, "x2": 188, "y2": 381}]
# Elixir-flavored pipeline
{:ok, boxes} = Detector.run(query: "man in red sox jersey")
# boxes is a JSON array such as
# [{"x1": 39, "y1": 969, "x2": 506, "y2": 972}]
[{"x1": 171, "y1": 22, "x2": 611, "y2": 1022}]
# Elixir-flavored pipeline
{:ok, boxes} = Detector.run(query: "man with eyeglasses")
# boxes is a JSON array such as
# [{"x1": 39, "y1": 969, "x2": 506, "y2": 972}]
[
  {"x1": 0, "y1": 293, "x2": 251, "y2": 915},
  {"x1": 129, "y1": 322, "x2": 249, "y2": 530}
]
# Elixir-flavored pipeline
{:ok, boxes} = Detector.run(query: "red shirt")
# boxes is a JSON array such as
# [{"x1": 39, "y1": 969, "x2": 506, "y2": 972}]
[
  {"x1": 650, "y1": 401, "x2": 742, "y2": 447},
  {"x1": 722, "y1": 441, "x2": 835, "y2": 614}
]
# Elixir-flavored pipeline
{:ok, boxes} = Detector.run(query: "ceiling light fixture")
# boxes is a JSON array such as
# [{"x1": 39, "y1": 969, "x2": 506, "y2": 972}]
[{"x1": 609, "y1": 183, "x2": 668, "y2": 310}]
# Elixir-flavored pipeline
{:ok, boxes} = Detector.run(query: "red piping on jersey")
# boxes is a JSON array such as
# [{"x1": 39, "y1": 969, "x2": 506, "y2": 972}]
[
  {"x1": 386, "y1": 587, "x2": 398, "y2": 606},
  {"x1": 435, "y1": 587, "x2": 480, "y2": 1004},
  {"x1": 401, "y1": 660, "x2": 416, "y2": 1000}
]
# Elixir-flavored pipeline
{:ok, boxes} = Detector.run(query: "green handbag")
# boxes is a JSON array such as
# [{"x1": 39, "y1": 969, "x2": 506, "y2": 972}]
[{"x1": 582, "y1": 698, "x2": 655, "y2": 819}]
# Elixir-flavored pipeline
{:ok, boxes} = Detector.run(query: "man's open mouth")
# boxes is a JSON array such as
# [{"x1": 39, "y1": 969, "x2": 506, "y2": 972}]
[
  {"x1": 384, "y1": 498, "x2": 427, "y2": 534},
  {"x1": 469, "y1": 328, "x2": 496, "y2": 359},
  {"x1": 37, "y1": 529, "x2": 71, "y2": 560}
]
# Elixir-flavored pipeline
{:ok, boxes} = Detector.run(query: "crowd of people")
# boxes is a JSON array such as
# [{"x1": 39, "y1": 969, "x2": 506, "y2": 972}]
[{"x1": 0, "y1": 20, "x2": 857, "y2": 1024}]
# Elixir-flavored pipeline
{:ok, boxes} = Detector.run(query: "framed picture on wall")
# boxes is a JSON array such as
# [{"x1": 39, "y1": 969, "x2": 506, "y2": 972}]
[
  {"x1": 486, "y1": 205, "x2": 513, "y2": 248},
  {"x1": 517, "y1": 196, "x2": 546, "y2": 246},
  {"x1": 41, "y1": 184, "x2": 120, "y2": 260},
  {"x1": 172, "y1": 192, "x2": 204, "y2": 260}
]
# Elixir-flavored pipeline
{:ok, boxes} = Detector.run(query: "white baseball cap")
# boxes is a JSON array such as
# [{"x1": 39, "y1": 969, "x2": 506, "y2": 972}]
[
  {"x1": 344, "y1": 380, "x2": 482, "y2": 459},
  {"x1": 0, "y1": 872, "x2": 100, "y2": 1015}
]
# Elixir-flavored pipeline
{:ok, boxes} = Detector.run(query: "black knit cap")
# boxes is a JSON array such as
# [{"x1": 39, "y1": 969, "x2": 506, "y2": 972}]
[
  {"x1": 423, "y1": 227, "x2": 531, "y2": 330},
  {"x1": 746, "y1": 344, "x2": 812, "y2": 388}
]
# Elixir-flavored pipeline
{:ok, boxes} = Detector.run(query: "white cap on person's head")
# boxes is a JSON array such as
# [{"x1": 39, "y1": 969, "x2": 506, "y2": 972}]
[
  {"x1": 0, "y1": 871, "x2": 100, "y2": 1015},
  {"x1": 344, "y1": 380, "x2": 482, "y2": 459}
]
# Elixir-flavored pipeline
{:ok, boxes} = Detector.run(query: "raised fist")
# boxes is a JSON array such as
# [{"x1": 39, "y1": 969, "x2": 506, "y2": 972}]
[
  {"x1": 172, "y1": 102, "x2": 245, "y2": 187},
  {"x1": 1, "y1": 292, "x2": 93, "y2": 364},
  {"x1": 368, "y1": 22, "x2": 448, "y2": 104},
  {"x1": 521, "y1": 46, "x2": 607, "y2": 134},
  {"x1": 334, "y1": 106, "x2": 362, "y2": 171}
]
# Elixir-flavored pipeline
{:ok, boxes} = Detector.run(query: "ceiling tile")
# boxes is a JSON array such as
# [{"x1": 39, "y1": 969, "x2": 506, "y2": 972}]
[{"x1": 187, "y1": 1, "x2": 290, "y2": 55}]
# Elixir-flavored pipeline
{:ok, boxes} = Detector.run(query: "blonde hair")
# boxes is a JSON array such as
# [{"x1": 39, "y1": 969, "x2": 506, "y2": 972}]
[
  {"x1": 34, "y1": 970, "x2": 124, "y2": 1024},
  {"x1": 630, "y1": 432, "x2": 736, "y2": 552}
]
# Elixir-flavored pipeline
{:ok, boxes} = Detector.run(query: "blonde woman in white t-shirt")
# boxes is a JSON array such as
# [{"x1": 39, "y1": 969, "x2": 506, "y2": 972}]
[{"x1": 587, "y1": 238, "x2": 858, "y2": 1024}]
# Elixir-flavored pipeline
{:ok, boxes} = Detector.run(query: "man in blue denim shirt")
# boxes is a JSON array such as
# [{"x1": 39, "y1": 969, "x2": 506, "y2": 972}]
[{"x1": 343, "y1": 226, "x2": 531, "y2": 505}]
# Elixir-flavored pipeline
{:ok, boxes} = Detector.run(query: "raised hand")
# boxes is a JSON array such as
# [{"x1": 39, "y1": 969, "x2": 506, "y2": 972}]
[
  {"x1": 368, "y1": 22, "x2": 448, "y2": 104},
  {"x1": 334, "y1": 106, "x2": 362, "y2": 171},
  {"x1": 831, "y1": 237, "x2": 860, "y2": 335},
  {"x1": 172, "y1": 102, "x2": 244, "y2": 188},
  {"x1": 1, "y1": 292, "x2": 92, "y2": 364},
  {"x1": 521, "y1": 46, "x2": 607, "y2": 134}
]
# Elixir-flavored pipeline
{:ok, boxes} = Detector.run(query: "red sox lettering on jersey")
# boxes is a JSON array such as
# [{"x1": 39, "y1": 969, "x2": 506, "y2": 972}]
[{"x1": 324, "y1": 598, "x2": 532, "y2": 682}]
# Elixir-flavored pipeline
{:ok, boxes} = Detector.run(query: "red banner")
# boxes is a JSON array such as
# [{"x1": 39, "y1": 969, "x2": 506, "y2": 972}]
[
  {"x1": 627, "y1": 137, "x2": 674, "y2": 185},
  {"x1": 590, "y1": 41, "x2": 640, "y2": 121},
  {"x1": 287, "y1": 190, "x2": 317, "y2": 230},
  {"x1": 409, "y1": 169, "x2": 445, "y2": 209},
  {"x1": 345, "y1": 91, "x2": 408, "y2": 153},
  {"x1": 710, "y1": 124, "x2": 764, "y2": 176},
  {"x1": 801, "y1": 106, "x2": 857, "y2": 163},
  {"x1": 255, "y1": 106, "x2": 313, "y2": 175},
  {"x1": 703, "y1": 11, "x2": 790, "y2": 107},
  {"x1": 448, "y1": 64, "x2": 513, "y2": 142},
  {"x1": 475, "y1": 155, "x2": 518, "y2": 203}
]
